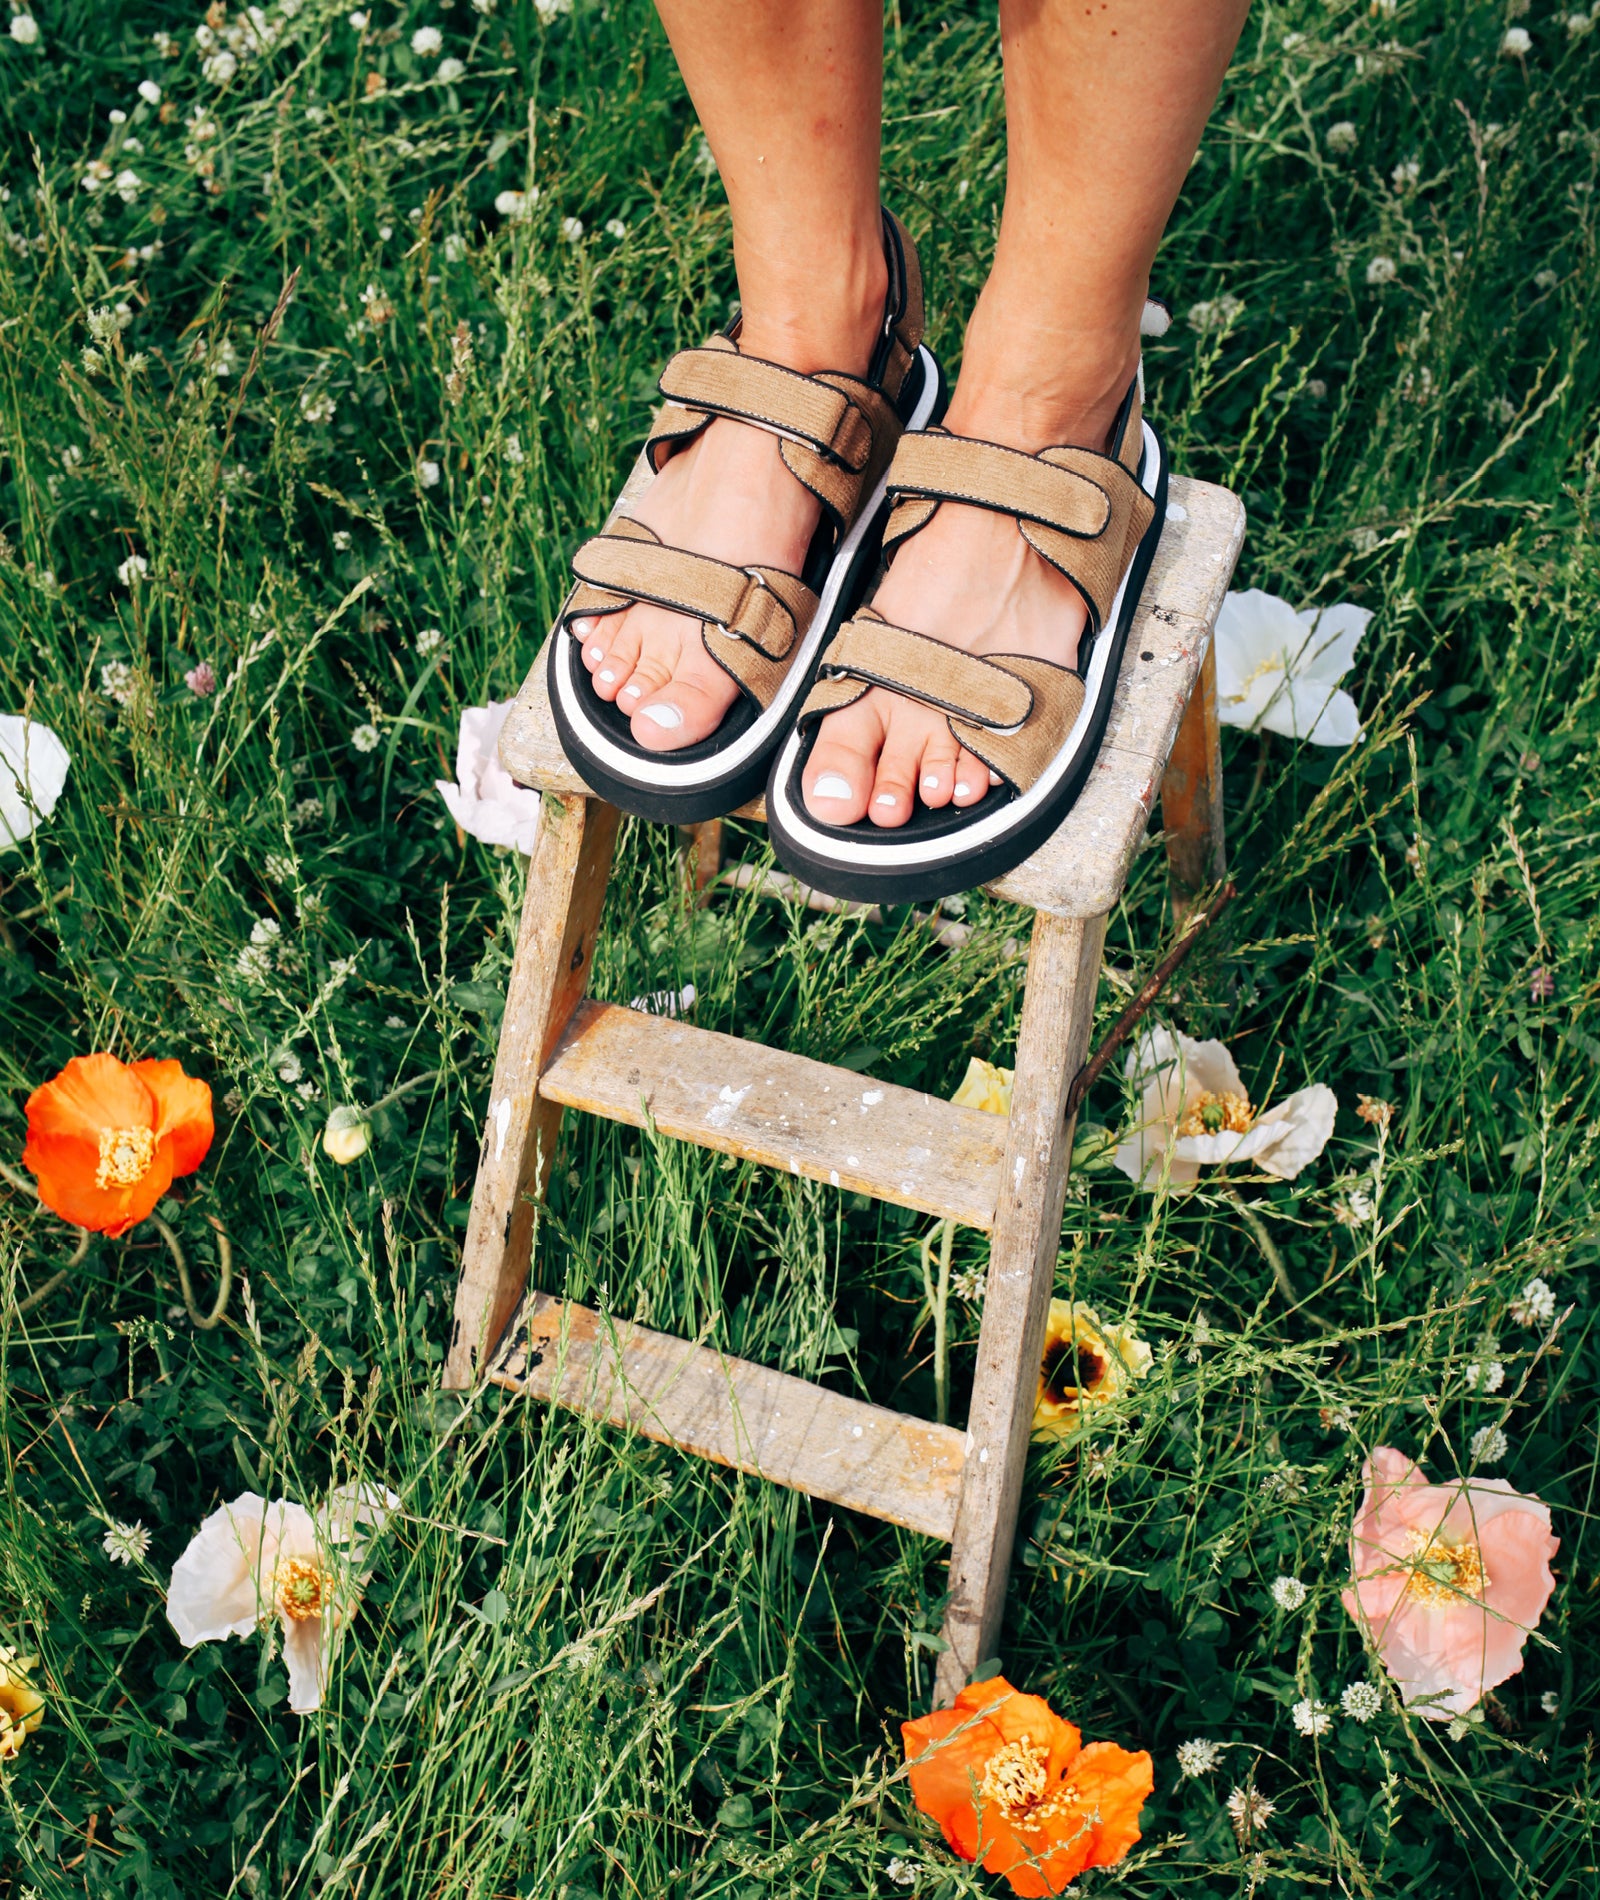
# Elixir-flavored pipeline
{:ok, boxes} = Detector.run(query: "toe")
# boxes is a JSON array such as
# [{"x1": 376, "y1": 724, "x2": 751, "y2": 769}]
[
  {"x1": 803, "y1": 697, "x2": 884, "y2": 825},
  {"x1": 870, "y1": 697, "x2": 939, "y2": 828},
  {"x1": 952, "y1": 746, "x2": 991, "y2": 807},
  {"x1": 584, "y1": 608, "x2": 643, "y2": 702},
  {"x1": 916, "y1": 724, "x2": 961, "y2": 810},
  {"x1": 631, "y1": 630, "x2": 740, "y2": 749}
]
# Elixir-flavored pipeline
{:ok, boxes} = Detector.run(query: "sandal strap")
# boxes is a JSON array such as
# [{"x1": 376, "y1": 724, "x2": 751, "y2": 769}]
[
  {"x1": 881, "y1": 424, "x2": 1156, "y2": 635},
  {"x1": 655, "y1": 341, "x2": 875, "y2": 471},
  {"x1": 569, "y1": 522, "x2": 812, "y2": 661}
]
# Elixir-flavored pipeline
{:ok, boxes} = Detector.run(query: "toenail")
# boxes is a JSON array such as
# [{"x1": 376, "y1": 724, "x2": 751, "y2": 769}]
[
  {"x1": 573, "y1": 617, "x2": 595, "y2": 635},
  {"x1": 954, "y1": 780, "x2": 972, "y2": 798},
  {"x1": 920, "y1": 774, "x2": 939, "y2": 792},
  {"x1": 588, "y1": 645, "x2": 605, "y2": 662},
  {"x1": 812, "y1": 774, "x2": 853, "y2": 801},
  {"x1": 598, "y1": 668, "x2": 616, "y2": 683},
  {"x1": 874, "y1": 792, "x2": 898, "y2": 807},
  {"x1": 621, "y1": 683, "x2": 641, "y2": 699},
  {"x1": 988, "y1": 770, "x2": 1002, "y2": 786},
  {"x1": 640, "y1": 703, "x2": 682, "y2": 729}
]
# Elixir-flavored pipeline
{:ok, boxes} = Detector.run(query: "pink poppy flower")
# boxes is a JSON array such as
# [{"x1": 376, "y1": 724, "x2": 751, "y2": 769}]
[{"x1": 1340, "y1": 1446, "x2": 1558, "y2": 1721}]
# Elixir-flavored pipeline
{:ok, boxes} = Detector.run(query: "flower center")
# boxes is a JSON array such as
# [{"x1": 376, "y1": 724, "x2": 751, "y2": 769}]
[
  {"x1": 1042, "y1": 1342, "x2": 1108, "y2": 1404},
  {"x1": 977, "y1": 1735, "x2": 1083, "y2": 1832},
  {"x1": 1177, "y1": 1090, "x2": 1254, "y2": 1139},
  {"x1": 1402, "y1": 1529, "x2": 1489, "y2": 1606},
  {"x1": 273, "y1": 1557, "x2": 331, "y2": 1622},
  {"x1": 96, "y1": 1124, "x2": 156, "y2": 1189}
]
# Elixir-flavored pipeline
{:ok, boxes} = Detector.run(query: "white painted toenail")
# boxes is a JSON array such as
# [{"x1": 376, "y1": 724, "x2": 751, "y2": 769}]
[
  {"x1": 640, "y1": 703, "x2": 682, "y2": 729},
  {"x1": 954, "y1": 781, "x2": 972, "y2": 798},
  {"x1": 588, "y1": 645, "x2": 605, "y2": 662},
  {"x1": 920, "y1": 775, "x2": 939, "y2": 792},
  {"x1": 875, "y1": 793, "x2": 898, "y2": 807},
  {"x1": 621, "y1": 684, "x2": 642, "y2": 699},
  {"x1": 573, "y1": 618, "x2": 595, "y2": 635},
  {"x1": 598, "y1": 668, "x2": 616, "y2": 683},
  {"x1": 812, "y1": 774, "x2": 853, "y2": 801},
  {"x1": 988, "y1": 770, "x2": 1002, "y2": 786}
]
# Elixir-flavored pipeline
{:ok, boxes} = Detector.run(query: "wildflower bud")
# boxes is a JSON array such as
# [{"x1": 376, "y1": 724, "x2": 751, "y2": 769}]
[{"x1": 322, "y1": 1105, "x2": 371, "y2": 1165}]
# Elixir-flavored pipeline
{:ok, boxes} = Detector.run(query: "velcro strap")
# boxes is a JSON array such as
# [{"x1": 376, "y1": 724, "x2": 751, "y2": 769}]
[
  {"x1": 887, "y1": 432, "x2": 1111, "y2": 539},
  {"x1": 570, "y1": 533, "x2": 799, "y2": 658},
  {"x1": 818, "y1": 616, "x2": 1034, "y2": 729},
  {"x1": 658, "y1": 348, "x2": 873, "y2": 471}
]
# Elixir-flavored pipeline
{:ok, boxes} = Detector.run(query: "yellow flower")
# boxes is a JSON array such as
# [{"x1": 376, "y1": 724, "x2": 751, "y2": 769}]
[
  {"x1": 0, "y1": 1649, "x2": 46, "y2": 1761},
  {"x1": 1033, "y1": 1301, "x2": 1152, "y2": 1440},
  {"x1": 952, "y1": 1056, "x2": 1013, "y2": 1117},
  {"x1": 321, "y1": 1106, "x2": 372, "y2": 1165}
]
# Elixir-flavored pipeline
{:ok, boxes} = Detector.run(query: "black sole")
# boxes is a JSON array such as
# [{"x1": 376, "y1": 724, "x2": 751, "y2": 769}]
[
  {"x1": 547, "y1": 349, "x2": 949, "y2": 829},
  {"x1": 764, "y1": 427, "x2": 1169, "y2": 907}
]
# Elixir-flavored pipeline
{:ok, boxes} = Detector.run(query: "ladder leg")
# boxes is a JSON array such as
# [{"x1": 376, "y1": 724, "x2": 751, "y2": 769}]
[
  {"x1": 1159, "y1": 636, "x2": 1227, "y2": 897},
  {"x1": 680, "y1": 818, "x2": 723, "y2": 901},
  {"x1": 443, "y1": 795, "x2": 620, "y2": 1388},
  {"x1": 935, "y1": 909, "x2": 1108, "y2": 1706}
]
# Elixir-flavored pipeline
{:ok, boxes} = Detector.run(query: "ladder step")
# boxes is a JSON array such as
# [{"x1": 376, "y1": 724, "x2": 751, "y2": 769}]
[
  {"x1": 539, "y1": 1000, "x2": 1008, "y2": 1229},
  {"x1": 492, "y1": 1292, "x2": 967, "y2": 1541}
]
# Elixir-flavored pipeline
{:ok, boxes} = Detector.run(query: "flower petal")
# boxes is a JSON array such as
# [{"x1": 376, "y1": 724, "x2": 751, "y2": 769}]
[
  {"x1": 0, "y1": 714, "x2": 71, "y2": 849},
  {"x1": 131, "y1": 1058, "x2": 214, "y2": 1179},
  {"x1": 22, "y1": 1128, "x2": 175, "y2": 1236},
  {"x1": 166, "y1": 1494, "x2": 272, "y2": 1644},
  {"x1": 280, "y1": 1610, "x2": 328, "y2": 1714},
  {"x1": 1250, "y1": 1084, "x2": 1338, "y2": 1178},
  {"x1": 436, "y1": 700, "x2": 544, "y2": 855},
  {"x1": 1072, "y1": 1740, "x2": 1154, "y2": 1868},
  {"x1": 25, "y1": 1053, "x2": 153, "y2": 1145}
]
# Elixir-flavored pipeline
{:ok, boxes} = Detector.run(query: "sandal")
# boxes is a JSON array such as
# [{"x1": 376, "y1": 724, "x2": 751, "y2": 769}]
[
  {"x1": 764, "y1": 344, "x2": 1167, "y2": 906},
  {"x1": 547, "y1": 209, "x2": 944, "y2": 826}
]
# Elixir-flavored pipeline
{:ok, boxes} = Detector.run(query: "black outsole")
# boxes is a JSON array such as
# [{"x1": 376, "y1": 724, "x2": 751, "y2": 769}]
[
  {"x1": 763, "y1": 428, "x2": 1169, "y2": 908},
  {"x1": 546, "y1": 349, "x2": 949, "y2": 830}
]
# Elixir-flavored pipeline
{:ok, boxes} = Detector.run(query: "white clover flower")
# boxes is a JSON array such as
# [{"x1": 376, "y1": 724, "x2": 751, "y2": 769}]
[
  {"x1": 1325, "y1": 120, "x2": 1358, "y2": 154},
  {"x1": 1272, "y1": 1575, "x2": 1308, "y2": 1611},
  {"x1": 1366, "y1": 255, "x2": 1398, "y2": 286},
  {"x1": 503, "y1": 432, "x2": 525, "y2": 463},
  {"x1": 203, "y1": 49, "x2": 239, "y2": 84},
  {"x1": 442, "y1": 231, "x2": 468, "y2": 261},
  {"x1": 1501, "y1": 26, "x2": 1531, "y2": 56},
  {"x1": 100, "y1": 660, "x2": 135, "y2": 706},
  {"x1": 264, "y1": 852, "x2": 295, "y2": 884},
  {"x1": 472, "y1": 0, "x2": 496, "y2": 10},
  {"x1": 884, "y1": 1861, "x2": 918, "y2": 1889},
  {"x1": 237, "y1": 942, "x2": 273, "y2": 981},
  {"x1": 348, "y1": 9, "x2": 369, "y2": 26},
  {"x1": 331, "y1": 530, "x2": 352, "y2": 552},
  {"x1": 1390, "y1": 156, "x2": 1420, "y2": 190},
  {"x1": 300, "y1": 389, "x2": 336, "y2": 424},
  {"x1": 1510, "y1": 1278, "x2": 1555, "y2": 1327},
  {"x1": 1324, "y1": 1402, "x2": 1357, "y2": 1434},
  {"x1": 1176, "y1": 1737, "x2": 1222, "y2": 1777},
  {"x1": 437, "y1": 55, "x2": 465, "y2": 81},
  {"x1": 250, "y1": 917, "x2": 282, "y2": 947},
  {"x1": 276, "y1": 1050, "x2": 303, "y2": 1085},
  {"x1": 411, "y1": 25, "x2": 443, "y2": 55},
  {"x1": 293, "y1": 796, "x2": 324, "y2": 828},
  {"x1": 1341, "y1": 1681, "x2": 1382, "y2": 1723},
  {"x1": 1541, "y1": 1690, "x2": 1560, "y2": 1713},
  {"x1": 560, "y1": 216, "x2": 584, "y2": 243},
  {"x1": 604, "y1": 217, "x2": 627, "y2": 239},
  {"x1": 103, "y1": 1521, "x2": 151, "y2": 1566},
  {"x1": 1484, "y1": 394, "x2": 1516, "y2": 428},
  {"x1": 113, "y1": 170, "x2": 143, "y2": 203},
  {"x1": 417, "y1": 458, "x2": 441, "y2": 488},
  {"x1": 1291, "y1": 1698, "x2": 1332, "y2": 1737},
  {"x1": 116, "y1": 553, "x2": 149, "y2": 587},
  {"x1": 1186, "y1": 292, "x2": 1245, "y2": 334},
  {"x1": 138, "y1": 79, "x2": 162, "y2": 105},
  {"x1": 1534, "y1": 267, "x2": 1559, "y2": 290},
  {"x1": 352, "y1": 723, "x2": 380, "y2": 754},
  {"x1": 1464, "y1": 1360, "x2": 1505, "y2": 1394},
  {"x1": 1226, "y1": 1786, "x2": 1275, "y2": 1836},
  {"x1": 1566, "y1": 12, "x2": 1594, "y2": 38},
  {"x1": 416, "y1": 627, "x2": 444, "y2": 655},
  {"x1": 1469, "y1": 1425, "x2": 1508, "y2": 1464},
  {"x1": 535, "y1": 0, "x2": 572, "y2": 19},
  {"x1": 9, "y1": 14, "x2": 39, "y2": 45}
]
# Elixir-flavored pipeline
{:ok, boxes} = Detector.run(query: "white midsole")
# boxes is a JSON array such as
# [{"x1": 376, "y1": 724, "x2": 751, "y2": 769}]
[
  {"x1": 550, "y1": 344, "x2": 943, "y2": 790},
  {"x1": 766, "y1": 420, "x2": 1163, "y2": 868}
]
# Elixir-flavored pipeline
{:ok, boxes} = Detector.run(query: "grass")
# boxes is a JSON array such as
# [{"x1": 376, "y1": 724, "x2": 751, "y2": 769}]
[{"x1": 0, "y1": 0, "x2": 1597, "y2": 1894}]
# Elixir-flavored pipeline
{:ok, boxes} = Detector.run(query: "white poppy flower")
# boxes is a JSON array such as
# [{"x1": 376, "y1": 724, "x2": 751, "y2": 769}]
[
  {"x1": 435, "y1": 700, "x2": 543, "y2": 854},
  {"x1": 1213, "y1": 588, "x2": 1368, "y2": 745},
  {"x1": 0, "y1": 715, "x2": 70, "y2": 849},
  {"x1": 1113, "y1": 1025, "x2": 1337, "y2": 1192},
  {"x1": 166, "y1": 1487, "x2": 394, "y2": 1713}
]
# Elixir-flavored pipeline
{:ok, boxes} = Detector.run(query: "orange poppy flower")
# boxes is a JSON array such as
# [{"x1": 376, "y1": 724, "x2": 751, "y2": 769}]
[
  {"x1": 902, "y1": 1676, "x2": 1153, "y2": 1897},
  {"x1": 22, "y1": 1053, "x2": 213, "y2": 1237}
]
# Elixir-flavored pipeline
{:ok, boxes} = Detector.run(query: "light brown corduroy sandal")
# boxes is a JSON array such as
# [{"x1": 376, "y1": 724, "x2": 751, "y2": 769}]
[
  {"x1": 765, "y1": 346, "x2": 1166, "y2": 906},
  {"x1": 547, "y1": 209, "x2": 944, "y2": 826}
]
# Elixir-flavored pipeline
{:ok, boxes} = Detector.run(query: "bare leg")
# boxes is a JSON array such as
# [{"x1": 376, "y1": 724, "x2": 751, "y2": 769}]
[
  {"x1": 803, "y1": 0, "x2": 1249, "y2": 826},
  {"x1": 575, "y1": 1, "x2": 886, "y2": 751}
]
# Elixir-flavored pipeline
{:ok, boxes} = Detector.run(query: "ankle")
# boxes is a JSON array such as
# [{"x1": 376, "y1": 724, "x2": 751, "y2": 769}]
[
  {"x1": 947, "y1": 306, "x2": 1141, "y2": 457},
  {"x1": 733, "y1": 234, "x2": 890, "y2": 378}
]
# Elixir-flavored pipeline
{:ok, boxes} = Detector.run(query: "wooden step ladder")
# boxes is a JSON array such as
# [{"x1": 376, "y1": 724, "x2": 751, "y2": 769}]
[{"x1": 443, "y1": 472, "x2": 1244, "y2": 1706}]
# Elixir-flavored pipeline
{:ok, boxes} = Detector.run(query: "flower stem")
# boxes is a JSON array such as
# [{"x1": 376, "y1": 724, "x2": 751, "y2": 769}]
[
  {"x1": 919, "y1": 1217, "x2": 956, "y2": 1425},
  {"x1": 368, "y1": 1070, "x2": 443, "y2": 1115},
  {"x1": 146, "y1": 1213, "x2": 233, "y2": 1330},
  {"x1": 0, "y1": 1158, "x2": 93, "y2": 1314}
]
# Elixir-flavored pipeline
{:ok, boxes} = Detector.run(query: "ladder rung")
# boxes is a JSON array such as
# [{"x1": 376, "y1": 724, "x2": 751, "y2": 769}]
[
  {"x1": 492, "y1": 1292, "x2": 967, "y2": 1541},
  {"x1": 539, "y1": 1000, "x2": 1008, "y2": 1229}
]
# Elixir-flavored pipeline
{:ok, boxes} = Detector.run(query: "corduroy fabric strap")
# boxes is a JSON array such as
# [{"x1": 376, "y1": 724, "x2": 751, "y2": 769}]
[
  {"x1": 949, "y1": 657, "x2": 1086, "y2": 792},
  {"x1": 803, "y1": 614, "x2": 1035, "y2": 730},
  {"x1": 655, "y1": 343, "x2": 874, "y2": 470},
  {"x1": 570, "y1": 528, "x2": 807, "y2": 661}
]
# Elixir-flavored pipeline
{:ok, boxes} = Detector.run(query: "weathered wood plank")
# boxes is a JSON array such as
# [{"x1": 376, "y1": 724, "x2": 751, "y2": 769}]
[
  {"x1": 443, "y1": 797, "x2": 620, "y2": 1388},
  {"x1": 496, "y1": 476, "x2": 1245, "y2": 922},
  {"x1": 1159, "y1": 638, "x2": 1227, "y2": 896},
  {"x1": 935, "y1": 909, "x2": 1108, "y2": 1704},
  {"x1": 493, "y1": 1292, "x2": 967, "y2": 1541},
  {"x1": 538, "y1": 1000, "x2": 1009, "y2": 1230}
]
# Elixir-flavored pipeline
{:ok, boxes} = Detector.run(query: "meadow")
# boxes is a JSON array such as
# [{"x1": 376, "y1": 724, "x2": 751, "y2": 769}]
[{"x1": 0, "y1": 0, "x2": 1597, "y2": 1894}]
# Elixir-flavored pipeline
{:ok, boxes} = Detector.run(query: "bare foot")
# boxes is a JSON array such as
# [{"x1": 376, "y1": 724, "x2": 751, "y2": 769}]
[
  {"x1": 802, "y1": 334, "x2": 1142, "y2": 826},
  {"x1": 574, "y1": 290, "x2": 886, "y2": 751}
]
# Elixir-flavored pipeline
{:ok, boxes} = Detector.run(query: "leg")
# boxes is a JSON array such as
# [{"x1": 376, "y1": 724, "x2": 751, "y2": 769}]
[
  {"x1": 803, "y1": 0, "x2": 1250, "y2": 827},
  {"x1": 1160, "y1": 637, "x2": 1227, "y2": 899},
  {"x1": 444, "y1": 797, "x2": 619, "y2": 1388},
  {"x1": 574, "y1": 0, "x2": 886, "y2": 750},
  {"x1": 936, "y1": 909, "x2": 1108, "y2": 1706}
]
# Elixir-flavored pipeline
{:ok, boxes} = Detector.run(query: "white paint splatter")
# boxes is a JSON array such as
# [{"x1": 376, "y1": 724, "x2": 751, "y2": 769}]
[
  {"x1": 851, "y1": 1425, "x2": 863, "y2": 1438},
  {"x1": 861, "y1": 1089, "x2": 884, "y2": 1107},
  {"x1": 1013, "y1": 1155, "x2": 1026, "y2": 1187},
  {"x1": 706, "y1": 1083, "x2": 750, "y2": 1129},
  {"x1": 1166, "y1": 499, "x2": 1189, "y2": 522},
  {"x1": 492, "y1": 1097, "x2": 511, "y2": 1159},
  {"x1": 829, "y1": 1169, "x2": 840, "y2": 1187}
]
